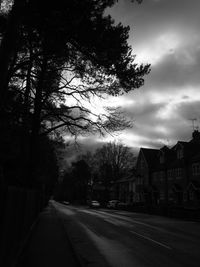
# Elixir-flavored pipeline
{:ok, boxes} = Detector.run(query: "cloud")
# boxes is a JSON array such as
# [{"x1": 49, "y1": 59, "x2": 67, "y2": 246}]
[
  {"x1": 148, "y1": 45, "x2": 200, "y2": 90},
  {"x1": 67, "y1": 0, "x2": 200, "y2": 154},
  {"x1": 176, "y1": 100, "x2": 200, "y2": 122},
  {"x1": 112, "y1": 91, "x2": 200, "y2": 149}
]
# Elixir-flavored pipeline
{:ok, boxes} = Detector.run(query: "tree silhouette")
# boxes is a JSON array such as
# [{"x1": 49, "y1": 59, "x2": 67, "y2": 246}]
[
  {"x1": 0, "y1": 0, "x2": 149, "y2": 184},
  {"x1": 71, "y1": 159, "x2": 91, "y2": 203},
  {"x1": 94, "y1": 142, "x2": 135, "y2": 184}
]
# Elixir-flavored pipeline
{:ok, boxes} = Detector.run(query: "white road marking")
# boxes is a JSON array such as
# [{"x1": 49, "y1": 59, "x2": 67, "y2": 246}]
[
  {"x1": 80, "y1": 210, "x2": 130, "y2": 226},
  {"x1": 130, "y1": 230, "x2": 172, "y2": 250},
  {"x1": 83, "y1": 209, "x2": 166, "y2": 232}
]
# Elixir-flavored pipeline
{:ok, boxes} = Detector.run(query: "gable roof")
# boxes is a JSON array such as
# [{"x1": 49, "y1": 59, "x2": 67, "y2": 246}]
[
  {"x1": 173, "y1": 141, "x2": 188, "y2": 150},
  {"x1": 160, "y1": 145, "x2": 170, "y2": 152},
  {"x1": 187, "y1": 180, "x2": 200, "y2": 191},
  {"x1": 173, "y1": 140, "x2": 200, "y2": 159},
  {"x1": 172, "y1": 183, "x2": 182, "y2": 192},
  {"x1": 141, "y1": 148, "x2": 159, "y2": 168},
  {"x1": 159, "y1": 145, "x2": 175, "y2": 163},
  {"x1": 137, "y1": 131, "x2": 200, "y2": 171},
  {"x1": 187, "y1": 142, "x2": 200, "y2": 157}
]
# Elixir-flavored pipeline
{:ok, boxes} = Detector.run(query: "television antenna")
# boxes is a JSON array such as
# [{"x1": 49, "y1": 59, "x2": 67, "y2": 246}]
[
  {"x1": 165, "y1": 139, "x2": 171, "y2": 147},
  {"x1": 189, "y1": 118, "x2": 197, "y2": 131}
]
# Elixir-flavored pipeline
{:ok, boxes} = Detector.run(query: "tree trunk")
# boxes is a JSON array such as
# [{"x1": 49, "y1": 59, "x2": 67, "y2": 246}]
[
  {"x1": 29, "y1": 56, "x2": 47, "y2": 184},
  {"x1": 19, "y1": 44, "x2": 34, "y2": 184},
  {"x1": 23, "y1": 43, "x2": 34, "y2": 129}
]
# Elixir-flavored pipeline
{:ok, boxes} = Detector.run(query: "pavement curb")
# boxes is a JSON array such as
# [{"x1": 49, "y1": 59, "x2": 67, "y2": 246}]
[{"x1": 12, "y1": 215, "x2": 40, "y2": 267}]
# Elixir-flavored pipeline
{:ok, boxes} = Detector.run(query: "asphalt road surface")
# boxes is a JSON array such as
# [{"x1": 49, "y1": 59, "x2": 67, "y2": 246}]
[{"x1": 53, "y1": 201, "x2": 200, "y2": 267}]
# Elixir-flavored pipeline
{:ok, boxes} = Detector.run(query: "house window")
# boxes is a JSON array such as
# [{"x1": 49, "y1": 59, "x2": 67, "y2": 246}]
[
  {"x1": 168, "y1": 190, "x2": 174, "y2": 201},
  {"x1": 137, "y1": 177, "x2": 143, "y2": 185},
  {"x1": 178, "y1": 168, "x2": 182, "y2": 177},
  {"x1": 189, "y1": 190, "x2": 195, "y2": 201},
  {"x1": 140, "y1": 158, "x2": 145, "y2": 169},
  {"x1": 153, "y1": 172, "x2": 159, "y2": 182},
  {"x1": 183, "y1": 192, "x2": 187, "y2": 202},
  {"x1": 167, "y1": 169, "x2": 173, "y2": 180},
  {"x1": 160, "y1": 154, "x2": 165, "y2": 164},
  {"x1": 160, "y1": 171, "x2": 165, "y2": 181},
  {"x1": 160, "y1": 191, "x2": 165, "y2": 200},
  {"x1": 153, "y1": 171, "x2": 164, "y2": 182},
  {"x1": 192, "y1": 163, "x2": 200, "y2": 176},
  {"x1": 175, "y1": 168, "x2": 183, "y2": 179},
  {"x1": 177, "y1": 148, "x2": 184, "y2": 159}
]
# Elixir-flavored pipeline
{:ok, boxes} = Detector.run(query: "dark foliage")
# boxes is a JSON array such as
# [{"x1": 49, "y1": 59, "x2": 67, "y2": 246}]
[
  {"x1": 55, "y1": 142, "x2": 135, "y2": 204},
  {"x1": 54, "y1": 159, "x2": 91, "y2": 204},
  {"x1": 0, "y1": 0, "x2": 149, "y2": 189}
]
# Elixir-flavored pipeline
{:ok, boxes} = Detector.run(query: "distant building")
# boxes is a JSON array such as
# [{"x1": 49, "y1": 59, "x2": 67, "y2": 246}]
[{"x1": 106, "y1": 167, "x2": 137, "y2": 204}]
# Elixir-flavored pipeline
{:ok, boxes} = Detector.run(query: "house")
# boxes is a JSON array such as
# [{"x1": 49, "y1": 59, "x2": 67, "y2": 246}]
[
  {"x1": 151, "y1": 146, "x2": 173, "y2": 205},
  {"x1": 187, "y1": 153, "x2": 200, "y2": 206},
  {"x1": 135, "y1": 148, "x2": 159, "y2": 204},
  {"x1": 136, "y1": 130, "x2": 200, "y2": 208},
  {"x1": 116, "y1": 176, "x2": 136, "y2": 204},
  {"x1": 108, "y1": 166, "x2": 137, "y2": 204}
]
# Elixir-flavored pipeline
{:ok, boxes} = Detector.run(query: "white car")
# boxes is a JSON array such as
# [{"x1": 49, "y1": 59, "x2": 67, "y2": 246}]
[{"x1": 90, "y1": 200, "x2": 100, "y2": 208}]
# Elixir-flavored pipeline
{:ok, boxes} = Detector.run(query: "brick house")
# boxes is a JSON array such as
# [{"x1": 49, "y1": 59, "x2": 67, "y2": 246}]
[
  {"x1": 116, "y1": 176, "x2": 136, "y2": 204},
  {"x1": 187, "y1": 154, "x2": 200, "y2": 207},
  {"x1": 135, "y1": 148, "x2": 159, "y2": 204},
  {"x1": 136, "y1": 130, "x2": 200, "y2": 208},
  {"x1": 109, "y1": 166, "x2": 137, "y2": 204},
  {"x1": 151, "y1": 146, "x2": 173, "y2": 205}
]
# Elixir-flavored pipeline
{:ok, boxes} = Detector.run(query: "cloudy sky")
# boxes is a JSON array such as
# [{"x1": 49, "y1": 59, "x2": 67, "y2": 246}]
[{"x1": 69, "y1": 0, "x2": 200, "y2": 153}]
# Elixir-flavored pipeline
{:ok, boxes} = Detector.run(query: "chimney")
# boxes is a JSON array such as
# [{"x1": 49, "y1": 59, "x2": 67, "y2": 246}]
[{"x1": 192, "y1": 130, "x2": 200, "y2": 142}]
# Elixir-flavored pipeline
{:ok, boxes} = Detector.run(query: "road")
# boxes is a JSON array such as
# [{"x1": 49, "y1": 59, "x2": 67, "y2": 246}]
[{"x1": 53, "y1": 201, "x2": 200, "y2": 267}]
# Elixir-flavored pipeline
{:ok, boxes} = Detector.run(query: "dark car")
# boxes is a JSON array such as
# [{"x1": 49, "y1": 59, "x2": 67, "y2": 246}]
[
  {"x1": 107, "y1": 200, "x2": 119, "y2": 209},
  {"x1": 117, "y1": 202, "x2": 129, "y2": 209}
]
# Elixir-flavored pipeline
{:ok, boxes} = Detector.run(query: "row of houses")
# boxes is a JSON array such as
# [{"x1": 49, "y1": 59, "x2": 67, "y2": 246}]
[{"x1": 115, "y1": 130, "x2": 200, "y2": 208}]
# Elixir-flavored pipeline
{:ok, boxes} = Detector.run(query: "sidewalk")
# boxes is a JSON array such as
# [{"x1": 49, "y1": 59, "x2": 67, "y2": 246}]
[{"x1": 16, "y1": 204, "x2": 81, "y2": 267}]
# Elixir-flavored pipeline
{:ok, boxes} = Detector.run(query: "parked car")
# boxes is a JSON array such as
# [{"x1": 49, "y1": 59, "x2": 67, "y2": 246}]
[
  {"x1": 107, "y1": 200, "x2": 119, "y2": 209},
  {"x1": 89, "y1": 200, "x2": 101, "y2": 208}
]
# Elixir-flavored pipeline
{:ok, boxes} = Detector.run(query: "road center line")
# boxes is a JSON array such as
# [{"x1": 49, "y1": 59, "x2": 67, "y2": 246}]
[
  {"x1": 130, "y1": 230, "x2": 172, "y2": 250},
  {"x1": 93, "y1": 210, "x2": 165, "y2": 232}
]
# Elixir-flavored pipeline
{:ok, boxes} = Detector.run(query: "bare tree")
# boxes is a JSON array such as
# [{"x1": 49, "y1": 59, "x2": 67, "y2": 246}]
[{"x1": 94, "y1": 142, "x2": 135, "y2": 182}]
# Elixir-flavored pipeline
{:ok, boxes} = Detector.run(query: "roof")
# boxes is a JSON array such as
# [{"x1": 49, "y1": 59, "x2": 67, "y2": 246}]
[
  {"x1": 160, "y1": 145, "x2": 170, "y2": 152},
  {"x1": 172, "y1": 183, "x2": 182, "y2": 192},
  {"x1": 137, "y1": 131, "x2": 200, "y2": 171},
  {"x1": 173, "y1": 141, "x2": 188, "y2": 150},
  {"x1": 187, "y1": 180, "x2": 200, "y2": 191},
  {"x1": 170, "y1": 139, "x2": 200, "y2": 163},
  {"x1": 141, "y1": 148, "x2": 159, "y2": 168},
  {"x1": 187, "y1": 142, "x2": 200, "y2": 158},
  {"x1": 173, "y1": 139, "x2": 200, "y2": 157}
]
